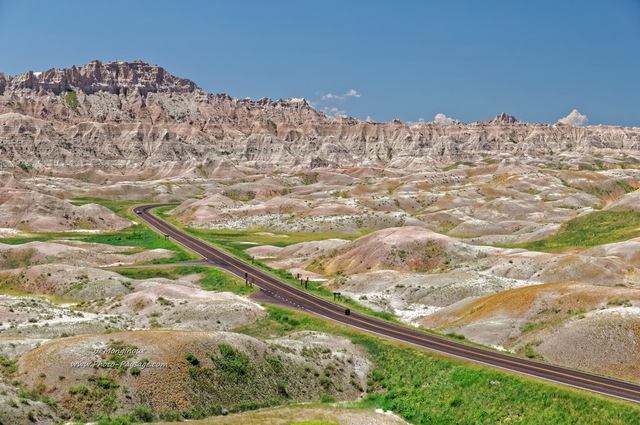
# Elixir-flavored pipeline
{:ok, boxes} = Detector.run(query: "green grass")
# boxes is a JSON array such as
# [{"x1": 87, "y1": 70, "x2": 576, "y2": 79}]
[
  {"x1": 0, "y1": 287, "x2": 81, "y2": 305},
  {"x1": 79, "y1": 225, "x2": 195, "y2": 262},
  {"x1": 62, "y1": 90, "x2": 80, "y2": 115},
  {"x1": 442, "y1": 161, "x2": 476, "y2": 172},
  {"x1": 357, "y1": 336, "x2": 640, "y2": 424},
  {"x1": 513, "y1": 211, "x2": 640, "y2": 252},
  {"x1": 241, "y1": 306, "x2": 640, "y2": 425},
  {"x1": 113, "y1": 266, "x2": 256, "y2": 296},
  {"x1": 0, "y1": 198, "x2": 197, "y2": 264}
]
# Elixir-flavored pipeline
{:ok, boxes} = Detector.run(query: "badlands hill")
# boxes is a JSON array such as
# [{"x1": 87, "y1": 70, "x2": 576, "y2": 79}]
[
  {"x1": 12, "y1": 330, "x2": 369, "y2": 422},
  {"x1": 1, "y1": 60, "x2": 640, "y2": 177}
]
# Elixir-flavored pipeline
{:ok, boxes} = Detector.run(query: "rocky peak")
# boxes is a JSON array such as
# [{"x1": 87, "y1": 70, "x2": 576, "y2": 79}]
[
  {"x1": 0, "y1": 73, "x2": 8, "y2": 95},
  {"x1": 491, "y1": 113, "x2": 518, "y2": 124},
  {"x1": 7, "y1": 60, "x2": 201, "y2": 96}
]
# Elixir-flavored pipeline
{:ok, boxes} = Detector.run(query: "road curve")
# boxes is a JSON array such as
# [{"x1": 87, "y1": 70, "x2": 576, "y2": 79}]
[{"x1": 134, "y1": 203, "x2": 640, "y2": 403}]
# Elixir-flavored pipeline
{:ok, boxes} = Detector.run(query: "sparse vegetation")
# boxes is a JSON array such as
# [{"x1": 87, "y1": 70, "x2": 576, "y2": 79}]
[
  {"x1": 266, "y1": 119, "x2": 278, "y2": 135},
  {"x1": 442, "y1": 161, "x2": 475, "y2": 171},
  {"x1": 62, "y1": 89, "x2": 81, "y2": 115},
  {"x1": 608, "y1": 298, "x2": 632, "y2": 307}
]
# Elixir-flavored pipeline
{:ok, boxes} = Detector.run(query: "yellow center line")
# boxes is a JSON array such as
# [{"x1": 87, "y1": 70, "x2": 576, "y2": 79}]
[{"x1": 141, "y1": 206, "x2": 640, "y2": 397}]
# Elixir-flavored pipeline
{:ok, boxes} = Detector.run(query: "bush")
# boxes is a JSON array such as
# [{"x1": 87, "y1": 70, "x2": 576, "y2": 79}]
[
  {"x1": 210, "y1": 343, "x2": 251, "y2": 377},
  {"x1": 132, "y1": 406, "x2": 155, "y2": 421},
  {"x1": 446, "y1": 332, "x2": 466, "y2": 340},
  {"x1": 69, "y1": 384, "x2": 89, "y2": 395},
  {"x1": 320, "y1": 394, "x2": 335, "y2": 403},
  {"x1": 185, "y1": 353, "x2": 199, "y2": 367}
]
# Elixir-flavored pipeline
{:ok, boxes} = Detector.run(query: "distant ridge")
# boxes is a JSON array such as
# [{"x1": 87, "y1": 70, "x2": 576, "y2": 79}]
[{"x1": 0, "y1": 60, "x2": 639, "y2": 176}]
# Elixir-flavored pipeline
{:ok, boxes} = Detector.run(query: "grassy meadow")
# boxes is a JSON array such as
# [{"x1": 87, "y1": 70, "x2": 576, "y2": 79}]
[
  {"x1": 114, "y1": 265, "x2": 256, "y2": 296},
  {"x1": 515, "y1": 211, "x2": 640, "y2": 252}
]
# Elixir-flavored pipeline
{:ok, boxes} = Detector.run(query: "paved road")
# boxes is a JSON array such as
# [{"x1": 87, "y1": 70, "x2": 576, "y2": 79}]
[{"x1": 134, "y1": 203, "x2": 640, "y2": 403}]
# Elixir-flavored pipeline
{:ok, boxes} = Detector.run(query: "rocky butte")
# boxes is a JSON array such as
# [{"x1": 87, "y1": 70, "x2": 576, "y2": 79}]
[{"x1": 0, "y1": 60, "x2": 639, "y2": 177}]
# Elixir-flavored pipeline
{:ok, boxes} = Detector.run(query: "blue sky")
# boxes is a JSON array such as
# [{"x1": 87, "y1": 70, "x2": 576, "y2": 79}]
[{"x1": 0, "y1": 0, "x2": 639, "y2": 126}]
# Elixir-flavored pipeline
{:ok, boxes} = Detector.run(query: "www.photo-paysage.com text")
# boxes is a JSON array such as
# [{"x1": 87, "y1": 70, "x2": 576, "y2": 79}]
[{"x1": 70, "y1": 361, "x2": 168, "y2": 369}]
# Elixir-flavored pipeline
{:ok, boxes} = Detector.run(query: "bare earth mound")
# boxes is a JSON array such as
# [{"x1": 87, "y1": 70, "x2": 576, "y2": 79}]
[
  {"x1": 0, "y1": 189, "x2": 130, "y2": 231},
  {"x1": 420, "y1": 281, "x2": 640, "y2": 381},
  {"x1": 103, "y1": 282, "x2": 267, "y2": 330},
  {"x1": 311, "y1": 226, "x2": 487, "y2": 274},
  {"x1": 0, "y1": 240, "x2": 173, "y2": 268}
]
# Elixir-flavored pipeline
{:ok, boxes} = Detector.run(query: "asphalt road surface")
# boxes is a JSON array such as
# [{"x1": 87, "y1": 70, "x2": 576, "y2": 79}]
[{"x1": 134, "y1": 203, "x2": 640, "y2": 403}]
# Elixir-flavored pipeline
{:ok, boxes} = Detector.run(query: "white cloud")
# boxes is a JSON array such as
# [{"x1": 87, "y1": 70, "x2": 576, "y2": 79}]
[
  {"x1": 434, "y1": 113, "x2": 455, "y2": 125},
  {"x1": 557, "y1": 109, "x2": 588, "y2": 127},
  {"x1": 345, "y1": 89, "x2": 361, "y2": 98},
  {"x1": 323, "y1": 106, "x2": 346, "y2": 117},
  {"x1": 406, "y1": 118, "x2": 426, "y2": 126},
  {"x1": 365, "y1": 116, "x2": 374, "y2": 122},
  {"x1": 321, "y1": 89, "x2": 361, "y2": 101}
]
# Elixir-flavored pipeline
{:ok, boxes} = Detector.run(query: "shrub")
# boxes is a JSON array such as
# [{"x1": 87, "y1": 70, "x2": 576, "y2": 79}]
[
  {"x1": 132, "y1": 406, "x2": 155, "y2": 421},
  {"x1": 320, "y1": 394, "x2": 335, "y2": 403},
  {"x1": 210, "y1": 343, "x2": 251, "y2": 377},
  {"x1": 69, "y1": 384, "x2": 89, "y2": 395},
  {"x1": 185, "y1": 353, "x2": 199, "y2": 366}
]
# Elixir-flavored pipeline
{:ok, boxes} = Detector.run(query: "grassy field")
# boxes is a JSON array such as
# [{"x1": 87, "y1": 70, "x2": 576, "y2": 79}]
[
  {"x1": 240, "y1": 306, "x2": 640, "y2": 425},
  {"x1": 514, "y1": 210, "x2": 640, "y2": 252},
  {"x1": 113, "y1": 266, "x2": 256, "y2": 296}
]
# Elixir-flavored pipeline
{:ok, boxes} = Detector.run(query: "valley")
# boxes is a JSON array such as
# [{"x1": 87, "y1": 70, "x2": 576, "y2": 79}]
[{"x1": 0, "y1": 61, "x2": 639, "y2": 424}]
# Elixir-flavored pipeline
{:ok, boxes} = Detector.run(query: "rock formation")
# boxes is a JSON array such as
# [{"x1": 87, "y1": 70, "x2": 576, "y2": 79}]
[{"x1": 0, "y1": 60, "x2": 639, "y2": 176}]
